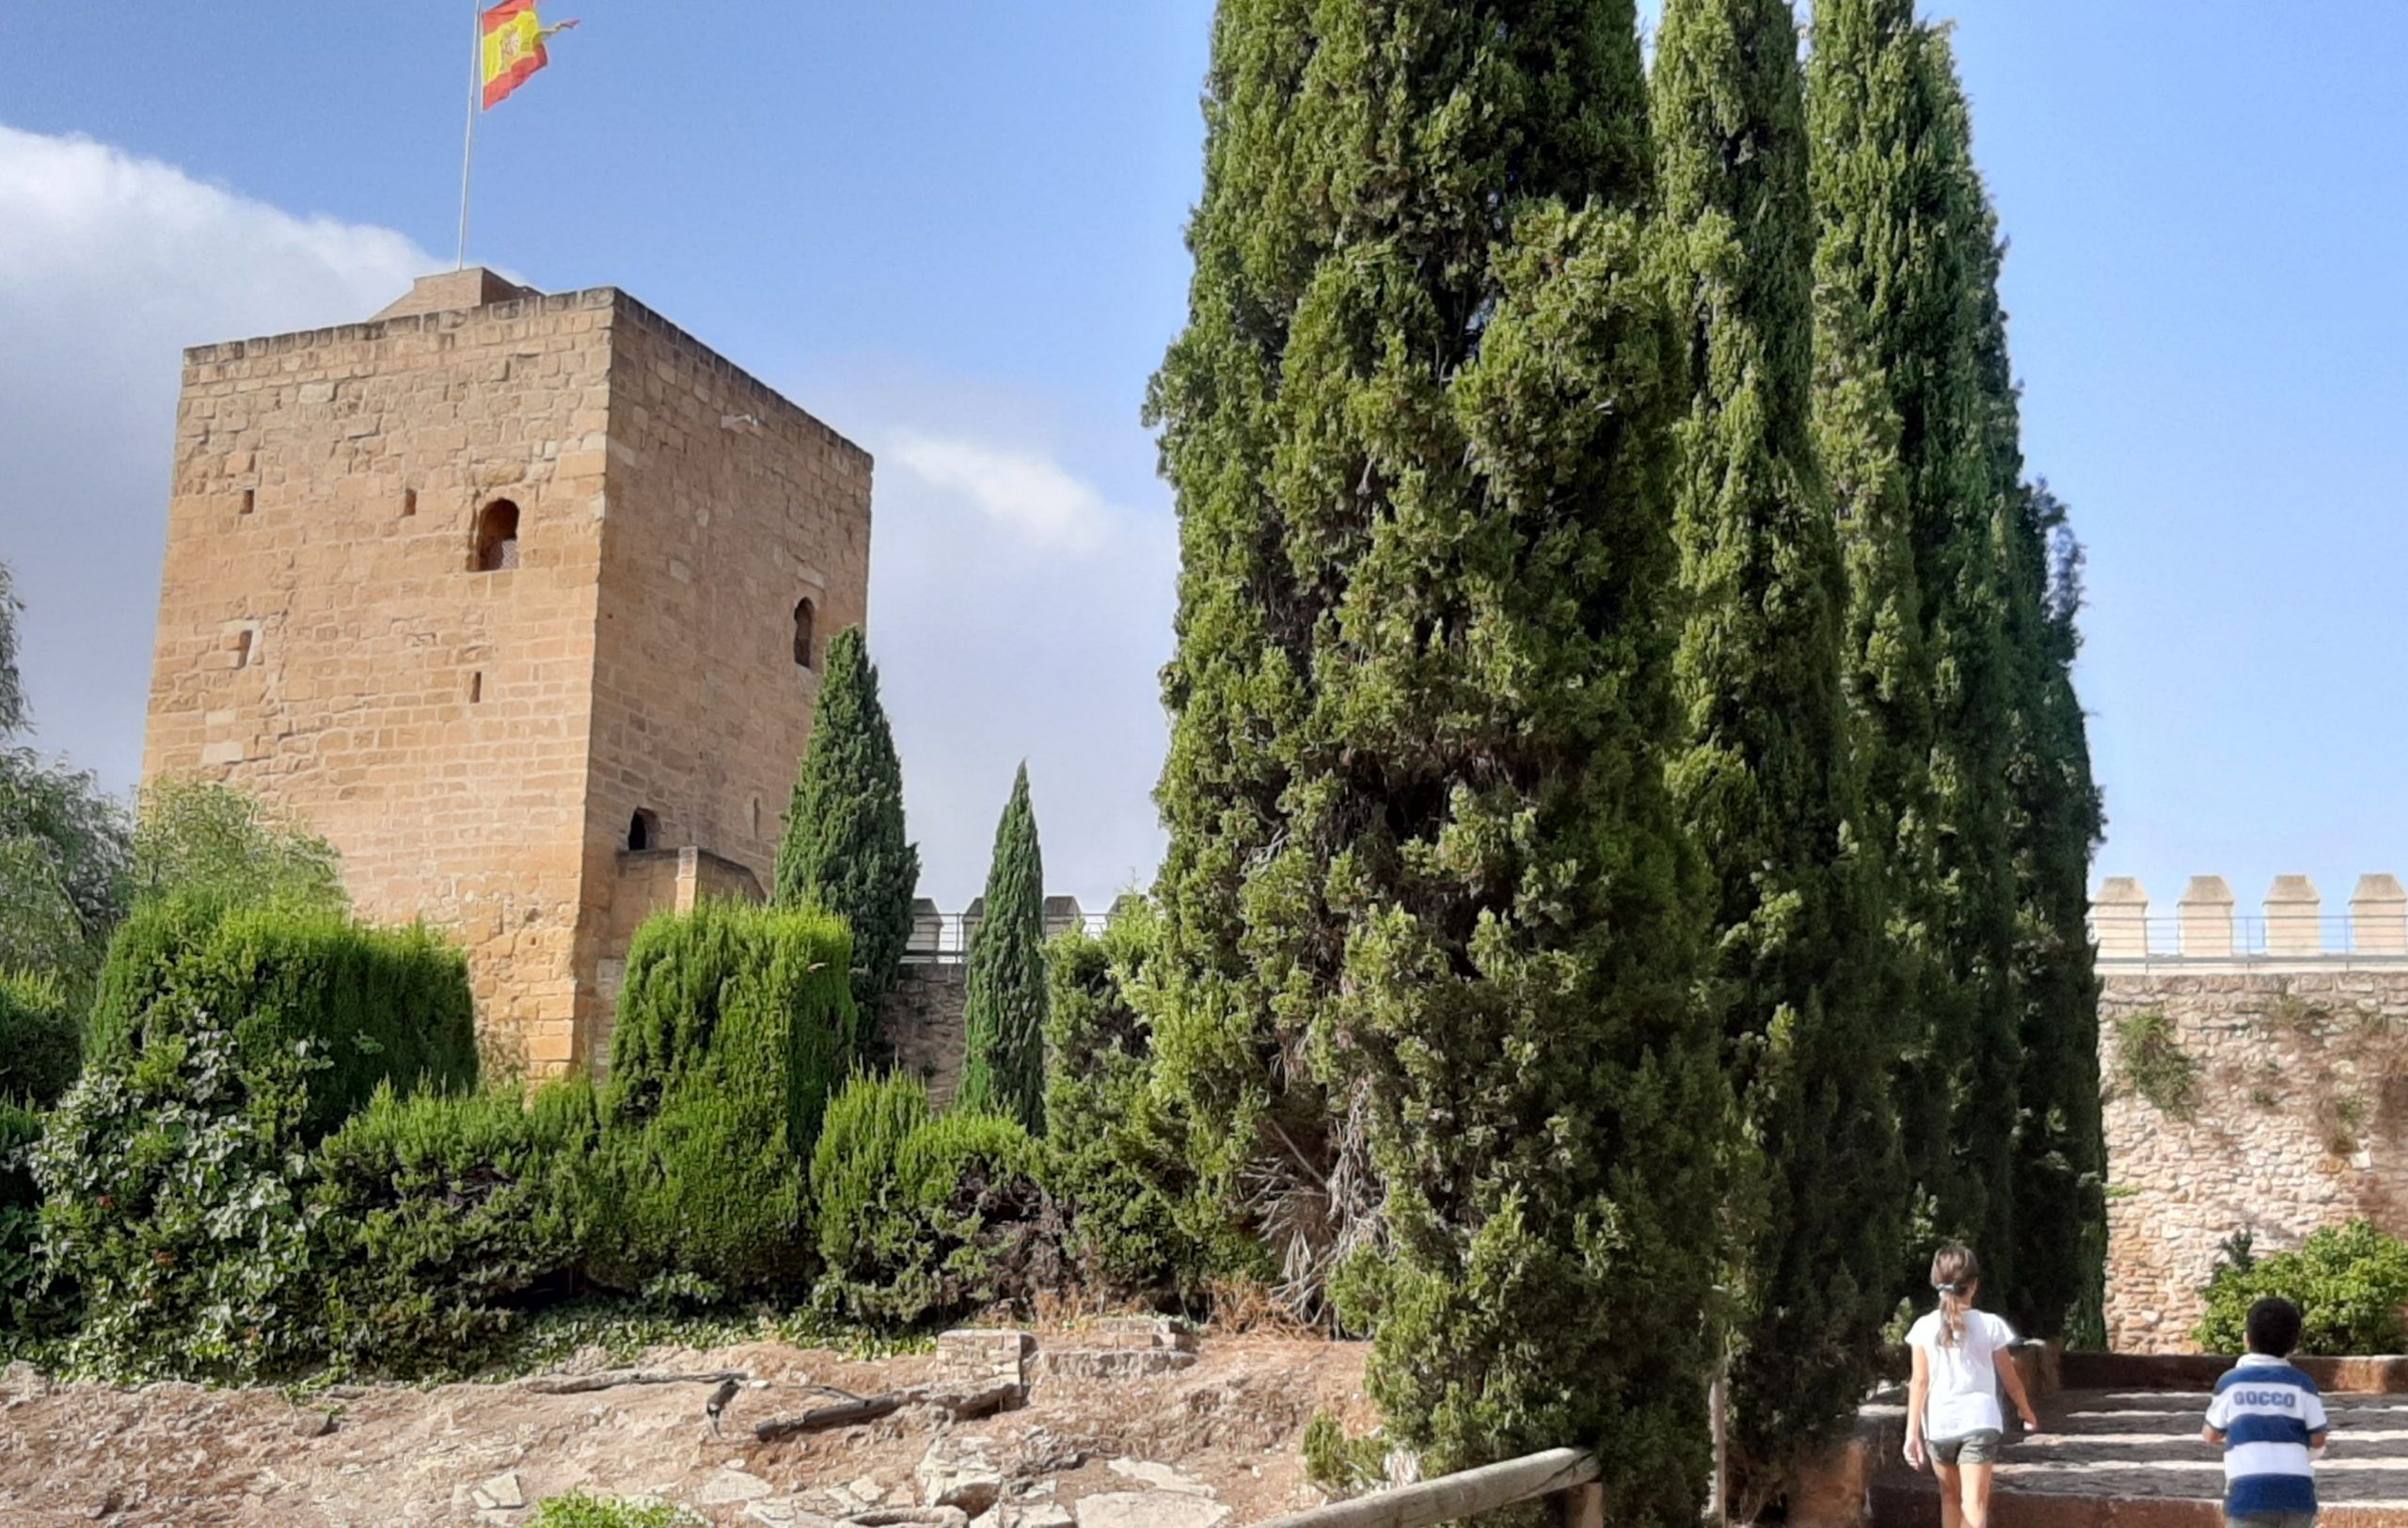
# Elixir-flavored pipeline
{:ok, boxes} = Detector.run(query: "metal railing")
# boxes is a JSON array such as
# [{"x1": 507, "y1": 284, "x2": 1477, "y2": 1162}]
[
  {"x1": 2089, "y1": 914, "x2": 2408, "y2": 968},
  {"x1": 1252, "y1": 1447, "x2": 1603, "y2": 1527},
  {"x1": 901, "y1": 911, "x2": 1113, "y2": 964}
]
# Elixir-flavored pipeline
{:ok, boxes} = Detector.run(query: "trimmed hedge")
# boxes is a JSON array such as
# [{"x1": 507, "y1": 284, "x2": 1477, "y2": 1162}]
[
  {"x1": 314, "y1": 1079, "x2": 599, "y2": 1374},
  {"x1": 0, "y1": 969, "x2": 79, "y2": 1106},
  {"x1": 591, "y1": 900, "x2": 857, "y2": 1298},
  {"x1": 0, "y1": 1099, "x2": 41, "y2": 1322},
  {"x1": 87, "y1": 894, "x2": 474, "y2": 1139},
  {"x1": 813, "y1": 1073, "x2": 1058, "y2": 1328}
]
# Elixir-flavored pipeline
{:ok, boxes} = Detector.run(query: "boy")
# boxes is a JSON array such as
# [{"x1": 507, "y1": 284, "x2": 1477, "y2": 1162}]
[{"x1": 2204, "y1": 1297, "x2": 2331, "y2": 1528}]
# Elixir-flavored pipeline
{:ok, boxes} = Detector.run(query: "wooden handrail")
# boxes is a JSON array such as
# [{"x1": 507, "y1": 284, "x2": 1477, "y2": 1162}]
[{"x1": 1252, "y1": 1446, "x2": 1604, "y2": 1527}]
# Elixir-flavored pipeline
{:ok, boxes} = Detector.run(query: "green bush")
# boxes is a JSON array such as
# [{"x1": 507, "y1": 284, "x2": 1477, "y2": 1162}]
[
  {"x1": 529, "y1": 1493, "x2": 701, "y2": 1528},
  {"x1": 31, "y1": 988, "x2": 325, "y2": 1379},
  {"x1": 0, "y1": 1099, "x2": 43, "y2": 1325},
  {"x1": 1042, "y1": 912, "x2": 1221, "y2": 1302},
  {"x1": 127, "y1": 776, "x2": 346, "y2": 915},
  {"x1": 0, "y1": 969, "x2": 80, "y2": 1106},
  {"x1": 86, "y1": 895, "x2": 475, "y2": 1138},
  {"x1": 313, "y1": 1079, "x2": 599, "y2": 1375},
  {"x1": 814, "y1": 1074, "x2": 1058, "y2": 1328},
  {"x1": 591, "y1": 900, "x2": 856, "y2": 1298},
  {"x1": 2194, "y1": 1220, "x2": 2408, "y2": 1355}
]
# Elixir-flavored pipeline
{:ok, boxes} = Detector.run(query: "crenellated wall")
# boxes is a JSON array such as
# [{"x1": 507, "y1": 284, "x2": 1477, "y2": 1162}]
[{"x1": 2093, "y1": 874, "x2": 2408, "y2": 1350}]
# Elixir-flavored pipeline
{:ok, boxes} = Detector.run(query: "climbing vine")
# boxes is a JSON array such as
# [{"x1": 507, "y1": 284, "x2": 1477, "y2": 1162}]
[{"x1": 2113, "y1": 1010, "x2": 2198, "y2": 1120}]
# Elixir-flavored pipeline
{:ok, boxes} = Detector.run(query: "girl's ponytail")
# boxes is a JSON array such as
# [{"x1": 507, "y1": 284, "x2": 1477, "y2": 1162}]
[{"x1": 1931, "y1": 1244, "x2": 1980, "y2": 1348}]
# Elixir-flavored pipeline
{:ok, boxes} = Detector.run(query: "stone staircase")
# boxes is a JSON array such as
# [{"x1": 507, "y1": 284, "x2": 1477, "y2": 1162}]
[{"x1": 1866, "y1": 1388, "x2": 2408, "y2": 1528}]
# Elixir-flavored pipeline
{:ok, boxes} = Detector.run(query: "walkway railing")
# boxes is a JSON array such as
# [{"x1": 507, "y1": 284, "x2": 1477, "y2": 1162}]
[
  {"x1": 901, "y1": 909, "x2": 1112, "y2": 964},
  {"x1": 1252, "y1": 1447, "x2": 1604, "y2": 1527}
]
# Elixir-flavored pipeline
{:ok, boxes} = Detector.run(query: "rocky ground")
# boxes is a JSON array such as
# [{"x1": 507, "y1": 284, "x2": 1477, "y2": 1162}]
[{"x1": 0, "y1": 1320, "x2": 1374, "y2": 1527}]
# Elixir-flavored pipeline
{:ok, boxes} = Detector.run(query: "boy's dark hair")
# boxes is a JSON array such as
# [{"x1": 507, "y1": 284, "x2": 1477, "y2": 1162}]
[{"x1": 2245, "y1": 1296, "x2": 2305, "y2": 1357}]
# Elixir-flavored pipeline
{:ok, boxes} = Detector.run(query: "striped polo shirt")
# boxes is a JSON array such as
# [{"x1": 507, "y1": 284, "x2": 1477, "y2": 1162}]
[{"x1": 2206, "y1": 1352, "x2": 2329, "y2": 1516}]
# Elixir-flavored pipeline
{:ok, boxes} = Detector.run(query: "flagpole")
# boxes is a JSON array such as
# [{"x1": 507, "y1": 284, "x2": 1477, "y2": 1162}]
[{"x1": 456, "y1": 0, "x2": 480, "y2": 269}]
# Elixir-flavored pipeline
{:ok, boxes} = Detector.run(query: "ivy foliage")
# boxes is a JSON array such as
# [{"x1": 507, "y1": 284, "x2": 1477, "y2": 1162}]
[
  {"x1": 958, "y1": 765, "x2": 1047, "y2": 1133},
  {"x1": 773, "y1": 626, "x2": 920, "y2": 1034},
  {"x1": 594, "y1": 900, "x2": 857, "y2": 1300},
  {"x1": 2194, "y1": 1221, "x2": 2408, "y2": 1356},
  {"x1": 1145, "y1": 0, "x2": 1727, "y2": 1505}
]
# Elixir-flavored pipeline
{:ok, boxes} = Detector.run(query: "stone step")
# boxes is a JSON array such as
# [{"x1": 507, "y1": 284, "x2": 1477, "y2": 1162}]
[{"x1": 1870, "y1": 1472, "x2": 2408, "y2": 1528}]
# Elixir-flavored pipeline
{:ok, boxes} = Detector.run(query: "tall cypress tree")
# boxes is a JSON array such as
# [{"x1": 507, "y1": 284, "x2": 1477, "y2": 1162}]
[
  {"x1": 773, "y1": 626, "x2": 920, "y2": 1035},
  {"x1": 1655, "y1": 0, "x2": 1902, "y2": 1504},
  {"x1": 1146, "y1": 0, "x2": 1727, "y2": 1504},
  {"x1": 958, "y1": 764, "x2": 1046, "y2": 1132},
  {"x1": 1807, "y1": 0, "x2": 2028, "y2": 1297}
]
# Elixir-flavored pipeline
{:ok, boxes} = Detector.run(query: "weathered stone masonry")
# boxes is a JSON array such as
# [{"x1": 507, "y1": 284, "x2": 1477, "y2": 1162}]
[
  {"x1": 142, "y1": 267, "x2": 870, "y2": 1074},
  {"x1": 2095, "y1": 873, "x2": 2408, "y2": 1351}
]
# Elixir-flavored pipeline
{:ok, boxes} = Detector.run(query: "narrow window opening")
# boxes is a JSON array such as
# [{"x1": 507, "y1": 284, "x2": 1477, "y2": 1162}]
[
  {"x1": 402, "y1": 487, "x2": 418, "y2": 517},
  {"x1": 230, "y1": 629, "x2": 255, "y2": 669},
  {"x1": 749, "y1": 795, "x2": 762, "y2": 839},
  {"x1": 240, "y1": 488, "x2": 255, "y2": 517},
  {"x1": 471, "y1": 499, "x2": 521, "y2": 572},
  {"x1": 467, "y1": 671, "x2": 483, "y2": 704},
  {"x1": 792, "y1": 597, "x2": 816, "y2": 670},
  {"x1": 627, "y1": 809, "x2": 658, "y2": 852}
]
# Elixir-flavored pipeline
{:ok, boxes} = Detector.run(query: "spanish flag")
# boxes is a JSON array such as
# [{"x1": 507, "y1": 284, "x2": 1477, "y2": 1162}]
[{"x1": 482, "y1": 0, "x2": 577, "y2": 110}]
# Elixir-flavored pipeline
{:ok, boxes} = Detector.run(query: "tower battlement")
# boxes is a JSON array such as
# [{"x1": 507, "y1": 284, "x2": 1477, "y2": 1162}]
[{"x1": 142, "y1": 269, "x2": 872, "y2": 1072}]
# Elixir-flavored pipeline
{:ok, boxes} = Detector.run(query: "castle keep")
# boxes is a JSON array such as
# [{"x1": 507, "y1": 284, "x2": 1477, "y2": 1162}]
[{"x1": 141, "y1": 268, "x2": 871, "y2": 1073}]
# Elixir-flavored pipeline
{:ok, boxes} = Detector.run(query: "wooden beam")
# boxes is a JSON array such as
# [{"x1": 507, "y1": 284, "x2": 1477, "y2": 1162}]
[{"x1": 1252, "y1": 1448, "x2": 1601, "y2": 1528}]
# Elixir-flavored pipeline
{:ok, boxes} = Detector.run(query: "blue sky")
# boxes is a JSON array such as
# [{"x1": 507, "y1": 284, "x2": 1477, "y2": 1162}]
[{"x1": 1, "y1": 1, "x2": 2401, "y2": 925}]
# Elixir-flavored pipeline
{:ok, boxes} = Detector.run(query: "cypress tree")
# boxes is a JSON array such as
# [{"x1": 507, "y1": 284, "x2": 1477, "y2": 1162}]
[
  {"x1": 1146, "y1": 0, "x2": 1727, "y2": 1503},
  {"x1": 773, "y1": 625, "x2": 921, "y2": 1032},
  {"x1": 2001, "y1": 482, "x2": 2106, "y2": 1340},
  {"x1": 957, "y1": 765, "x2": 1046, "y2": 1132},
  {"x1": 1655, "y1": 0, "x2": 1903, "y2": 1503}
]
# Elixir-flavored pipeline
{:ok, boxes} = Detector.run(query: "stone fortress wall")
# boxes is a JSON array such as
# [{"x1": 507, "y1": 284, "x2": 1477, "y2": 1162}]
[
  {"x1": 2094, "y1": 872, "x2": 2408, "y2": 1351},
  {"x1": 143, "y1": 267, "x2": 868, "y2": 1074}
]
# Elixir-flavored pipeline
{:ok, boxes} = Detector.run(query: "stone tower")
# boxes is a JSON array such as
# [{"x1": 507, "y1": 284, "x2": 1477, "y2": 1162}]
[{"x1": 141, "y1": 269, "x2": 871, "y2": 1073}]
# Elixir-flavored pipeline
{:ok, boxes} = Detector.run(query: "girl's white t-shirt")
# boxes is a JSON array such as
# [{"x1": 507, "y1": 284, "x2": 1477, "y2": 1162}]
[{"x1": 1908, "y1": 1308, "x2": 2018, "y2": 1440}]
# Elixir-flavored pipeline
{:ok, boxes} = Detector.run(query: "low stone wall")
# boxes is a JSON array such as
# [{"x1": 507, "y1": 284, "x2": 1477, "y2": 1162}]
[{"x1": 2099, "y1": 968, "x2": 2408, "y2": 1352}]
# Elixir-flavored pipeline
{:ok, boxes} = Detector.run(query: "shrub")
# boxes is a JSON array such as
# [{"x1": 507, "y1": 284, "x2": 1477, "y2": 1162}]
[
  {"x1": 86, "y1": 895, "x2": 475, "y2": 1138},
  {"x1": 814, "y1": 1074, "x2": 1058, "y2": 1328},
  {"x1": 31, "y1": 989, "x2": 325, "y2": 1380},
  {"x1": 0, "y1": 1099, "x2": 42, "y2": 1325},
  {"x1": 1043, "y1": 912, "x2": 1221, "y2": 1302},
  {"x1": 313, "y1": 1079, "x2": 599, "y2": 1375},
  {"x1": 0, "y1": 969, "x2": 80, "y2": 1106},
  {"x1": 2194, "y1": 1220, "x2": 2408, "y2": 1355},
  {"x1": 529, "y1": 1493, "x2": 701, "y2": 1528},
  {"x1": 590, "y1": 900, "x2": 856, "y2": 1298}
]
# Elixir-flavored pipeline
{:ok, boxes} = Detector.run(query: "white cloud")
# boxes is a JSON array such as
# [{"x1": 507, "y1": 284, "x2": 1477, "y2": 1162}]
[
  {"x1": 0, "y1": 124, "x2": 435, "y2": 786},
  {"x1": 887, "y1": 429, "x2": 1116, "y2": 554},
  {"x1": 860, "y1": 420, "x2": 1176, "y2": 909}
]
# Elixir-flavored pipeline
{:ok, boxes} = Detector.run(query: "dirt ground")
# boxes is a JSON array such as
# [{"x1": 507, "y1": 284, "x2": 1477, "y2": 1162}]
[{"x1": 0, "y1": 1329, "x2": 1373, "y2": 1527}]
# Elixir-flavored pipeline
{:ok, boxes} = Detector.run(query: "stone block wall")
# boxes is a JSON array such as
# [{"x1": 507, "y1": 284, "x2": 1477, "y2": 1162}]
[
  {"x1": 2096, "y1": 874, "x2": 2408, "y2": 1351},
  {"x1": 888, "y1": 963, "x2": 969, "y2": 1106}
]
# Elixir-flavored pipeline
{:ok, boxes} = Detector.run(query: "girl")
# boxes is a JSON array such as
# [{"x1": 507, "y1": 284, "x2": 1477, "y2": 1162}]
[{"x1": 1905, "y1": 1245, "x2": 2043, "y2": 1528}]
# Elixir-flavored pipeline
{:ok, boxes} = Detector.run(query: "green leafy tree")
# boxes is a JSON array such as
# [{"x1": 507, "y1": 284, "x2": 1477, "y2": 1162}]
[
  {"x1": 0, "y1": 560, "x2": 130, "y2": 988},
  {"x1": 1805, "y1": 0, "x2": 2024, "y2": 1297},
  {"x1": 1655, "y1": 0, "x2": 1903, "y2": 1504},
  {"x1": 772, "y1": 626, "x2": 920, "y2": 1034},
  {"x1": 957, "y1": 765, "x2": 1047, "y2": 1133},
  {"x1": 1144, "y1": 0, "x2": 1727, "y2": 1505},
  {"x1": 129, "y1": 777, "x2": 346, "y2": 914}
]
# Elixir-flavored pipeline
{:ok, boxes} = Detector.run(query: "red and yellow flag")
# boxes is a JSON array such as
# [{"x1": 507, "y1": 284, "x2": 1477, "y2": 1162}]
[{"x1": 481, "y1": 0, "x2": 577, "y2": 110}]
